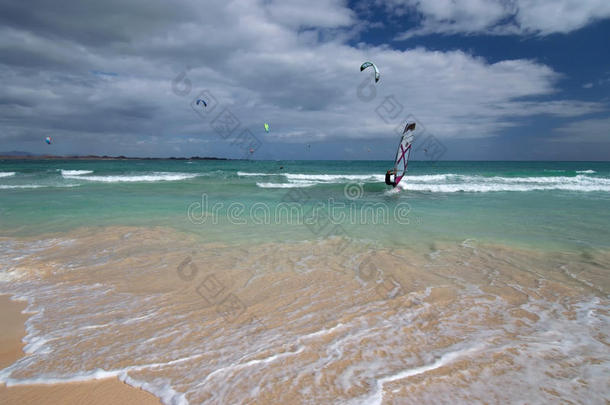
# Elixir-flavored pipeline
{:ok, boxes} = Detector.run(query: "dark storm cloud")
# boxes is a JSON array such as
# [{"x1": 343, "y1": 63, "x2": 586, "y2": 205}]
[{"x1": 0, "y1": 0, "x2": 196, "y2": 46}]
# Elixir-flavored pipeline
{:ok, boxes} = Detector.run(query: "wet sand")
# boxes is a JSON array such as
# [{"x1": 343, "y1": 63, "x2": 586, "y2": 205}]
[
  {"x1": 0, "y1": 379, "x2": 162, "y2": 405},
  {"x1": 0, "y1": 296, "x2": 28, "y2": 370},
  {"x1": 0, "y1": 227, "x2": 608, "y2": 404},
  {"x1": 0, "y1": 294, "x2": 161, "y2": 405}
]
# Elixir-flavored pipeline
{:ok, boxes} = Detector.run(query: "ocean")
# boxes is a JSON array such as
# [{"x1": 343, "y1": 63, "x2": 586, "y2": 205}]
[{"x1": 1, "y1": 159, "x2": 609, "y2": 404}]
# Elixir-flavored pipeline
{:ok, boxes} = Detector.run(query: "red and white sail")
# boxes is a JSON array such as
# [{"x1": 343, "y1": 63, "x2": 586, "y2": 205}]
[{"x1": 393, "y1": 123, "x2": 415, "y2": 186}]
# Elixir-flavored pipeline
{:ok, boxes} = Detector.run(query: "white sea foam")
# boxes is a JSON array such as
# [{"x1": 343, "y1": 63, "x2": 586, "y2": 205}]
[
  {"x1": 0, "y1": 368, "x2": 123, "y2": 386},
  {"x1": 0, "y1": 362, "x2": 187, "y2": 405},
  {"x1": 0, "y1": 184, "x2": 44, "y2": 189},
  {"x1": 256, "y1": 182, "x2": 316, "y2": 188},
  {"x1": 0, "y1": 172, "x2": 16, "y2": 178},
  {"x1": 399, "y1": 174, "x2": 610, "y2": 192},
  {"x1": 405, "y1": 174, "x2": 458, "y2": 182},
  {"x1": 60, "y1": 169, "x2": 93, "y2": 176},
  {"x1": 400, "y1": 183, "x2": 610, "y2": 192},
  {"x1": 404, "y1": 174, "x2": 608, "y2": 184},
  {"x1": 252, "y1": 172, "x2": 383, "y2": 188},
  {"x1": 299, "y1": 322, "x2": 345, "y2": 340},
  {"x1": 23, "y1": 335, "x2": 52, "y2": 354},
  {"x1": 576, "y1": 169, "x2": 596, "y2": 174},
  {"x1": 62, "y1": 172, "x2": 198, "y2": 183},
  {"x1": 240, "y1": 171, "x2": 384, "y2": 183},
  {"x1": 363, "y1": 345, "x2": 484, "y2": 405},
  {"x1": 122, "y1": 374, "x2": 188, "y2": 405},
  {"x1": 250, "y1": 171, "x2": 610, "y2": 192},
  {"x1": 0, "y1": 184, "x2": 81, "y2": 189},
  {"x1": 284, "y1": 173, "x2": 384, "y2": 182}
]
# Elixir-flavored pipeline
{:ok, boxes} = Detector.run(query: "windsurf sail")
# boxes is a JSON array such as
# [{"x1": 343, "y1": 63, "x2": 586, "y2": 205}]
[
  {"x1": 264, "y1": 123, "x2": 270, "y2": 133},
  {"x1": 393, "y1": 122, "x2": 415, "y2": 186}
]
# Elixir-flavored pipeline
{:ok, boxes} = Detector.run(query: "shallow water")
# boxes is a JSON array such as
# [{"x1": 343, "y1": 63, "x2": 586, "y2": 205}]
[{"x1": 1, "y1": 160, "x2": 610, "y2": 251}]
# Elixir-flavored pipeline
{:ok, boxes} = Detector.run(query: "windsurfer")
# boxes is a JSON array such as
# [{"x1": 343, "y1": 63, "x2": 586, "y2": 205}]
[{"x1": 385, "y1": 169, "x2": 397, "y2": 187}]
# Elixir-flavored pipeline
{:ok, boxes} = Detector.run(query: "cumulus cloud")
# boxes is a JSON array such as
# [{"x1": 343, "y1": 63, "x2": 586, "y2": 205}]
[
  {"x1": 389, "y1": 0, "x2": 610, "y2": 38},
  {"x1": 0, "y1": 0, "x2": 606, "y2": 157}
]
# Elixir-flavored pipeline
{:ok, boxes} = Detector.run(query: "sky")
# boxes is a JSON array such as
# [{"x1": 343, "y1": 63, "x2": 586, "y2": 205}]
[{"x1": 0, "y1": 0, "x2": 609, "y2": 160}]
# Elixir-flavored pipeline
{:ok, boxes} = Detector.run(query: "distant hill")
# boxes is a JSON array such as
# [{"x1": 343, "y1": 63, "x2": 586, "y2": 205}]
[
  {"x1": 0, "y1": 153, "x2": 228, "y2": 160},
  {"x1": 0, "y1": 151, "x2": 36, "y2": 156}
]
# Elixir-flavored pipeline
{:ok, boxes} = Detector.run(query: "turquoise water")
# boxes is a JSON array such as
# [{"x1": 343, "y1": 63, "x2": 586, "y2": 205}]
[{"x1": 1, "y1": 159, "x2": 609, "y2": 251}]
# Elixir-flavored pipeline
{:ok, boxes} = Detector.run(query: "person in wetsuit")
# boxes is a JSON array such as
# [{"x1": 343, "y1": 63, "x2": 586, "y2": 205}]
[{"x1": 385, "y1": 169, "x2": 397, "y2": 187}]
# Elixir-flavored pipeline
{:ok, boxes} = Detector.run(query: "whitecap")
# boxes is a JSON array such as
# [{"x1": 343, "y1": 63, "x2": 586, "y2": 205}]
[
  {"x1": 256, "y1": 182, "x2": 316, "y2": 188},
  {"x1": 62, "y1": 172, "x2": 198, "y2": 183},
  {"x1": 60, "y1": 170, "x2": 93, "y2": 176}
]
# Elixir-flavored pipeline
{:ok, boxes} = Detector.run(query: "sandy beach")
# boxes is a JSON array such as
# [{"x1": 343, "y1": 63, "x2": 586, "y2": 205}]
[
  {"x1": 0, "y1": 226, "x2": 607, "y2": 404},
  {"x1": 0, "y1": 294, "x2": 161, "y2": 405}
]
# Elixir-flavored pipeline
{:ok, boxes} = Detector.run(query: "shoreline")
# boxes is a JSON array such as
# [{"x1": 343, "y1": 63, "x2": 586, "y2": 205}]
[
  {"x1": 0, "y1": 155, "x2": 228, "y2": 161},
  {"x1": 0, "y1": 294, "x2": 163, "y2": 405}
]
